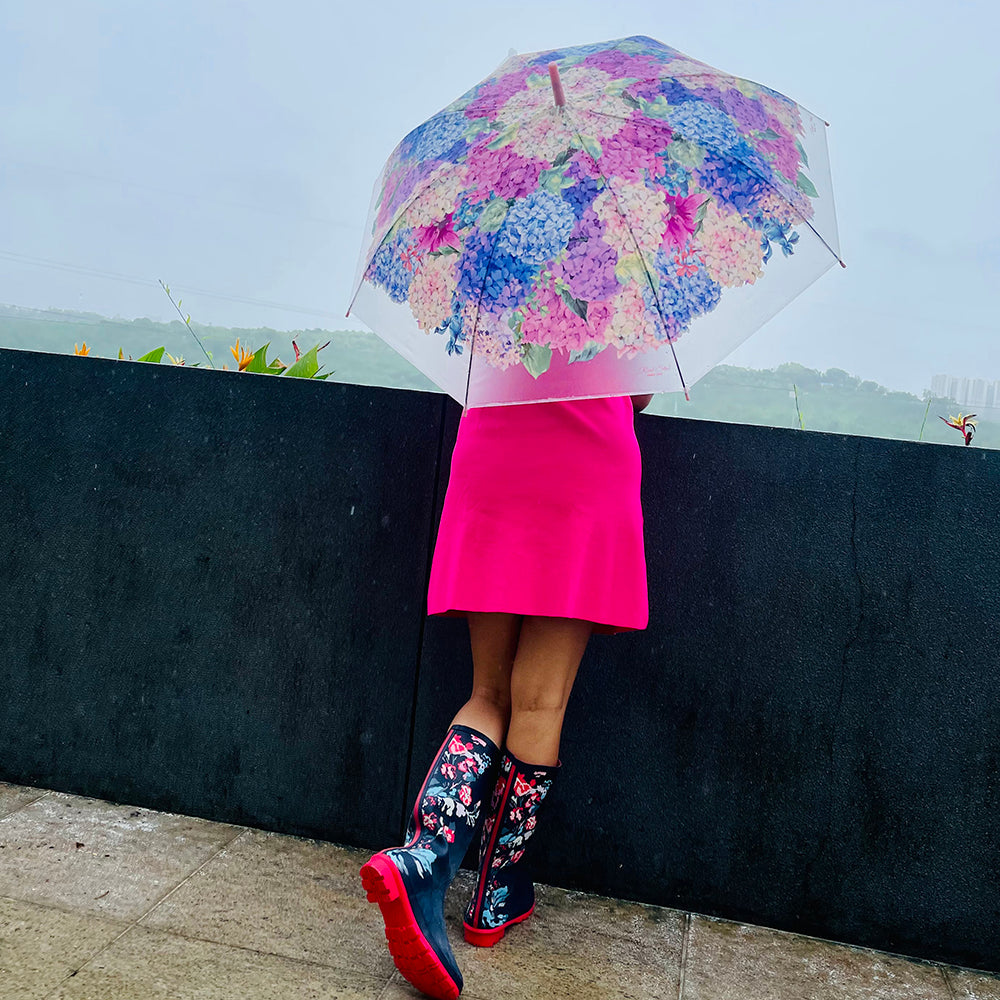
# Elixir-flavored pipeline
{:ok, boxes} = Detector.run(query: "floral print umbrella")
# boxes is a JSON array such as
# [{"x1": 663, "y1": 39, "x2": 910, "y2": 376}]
[{"x1": 347, "y1": 35, "x2": 842, "y2": 407}]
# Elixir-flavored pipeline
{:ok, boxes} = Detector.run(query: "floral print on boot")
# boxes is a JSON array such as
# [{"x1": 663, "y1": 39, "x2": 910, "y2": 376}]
[
  {"x1": 463, "y1": 749, "x2": 558, "y2": 947},
  {"x1": 361, "y1": 725, "x2": 499, "y2": 999}
]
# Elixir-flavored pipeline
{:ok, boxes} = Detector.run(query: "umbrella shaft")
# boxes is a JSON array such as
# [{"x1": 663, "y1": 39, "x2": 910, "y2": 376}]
[{"x1": 548, "y1": 62, "x2": 566, "y2": 107}]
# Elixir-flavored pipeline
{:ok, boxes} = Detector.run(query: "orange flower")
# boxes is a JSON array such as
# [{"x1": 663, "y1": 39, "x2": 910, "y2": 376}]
[
  {"x1": 74, "y1": 343, "x2": 90, "y2": 356},
  {"x1": 230, "y1": 338, "x2": 255, "y2": 371}
]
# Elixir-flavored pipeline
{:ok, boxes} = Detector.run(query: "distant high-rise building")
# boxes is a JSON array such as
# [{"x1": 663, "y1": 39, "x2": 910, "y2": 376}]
[{"x1": 931, "y1": 374, "x2": 1000, "y2": 409}]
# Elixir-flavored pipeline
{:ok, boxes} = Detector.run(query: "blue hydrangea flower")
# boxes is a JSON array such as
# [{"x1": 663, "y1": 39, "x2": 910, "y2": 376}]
[
  {"x1": 436, "y1": 311, "x2": 467, "y2": 356},
  {"x1": 659, "y1": 79, "x2": 699, "y2": 106},
  {"x1": 648, "y1": 246, "x2": 722, "y2": 338},
  {"x1": 655, "y1": 157, "x2": 692, "y2": 197},
  {"x1": 401, "y1": 113, "x2": 469, "y2": 164},
  {"x1": 667, "y1": 101, "x2": 742, "y2": 153},
  {"x1": 527, "y1": 40, "x2": 615, "y2": 64},
  {"x1": 454, "y1": 196, "x2": 485, "y2": 229},
  {"x1": 368, "y1": 228, "x2": 414, "y2": 303},
  {"x1": 457, "y1": 228, "x2": 536, "y2": 314},
  {"x1": 758, "y1": 218, "x2": 800, "y2": 263},
  {"x1": 696, "y1": 149, "x2": 769, "y2": 216},
  {"x1": 561, "y1": 177, "x2": 602, "y2": 220},
  {"x1": 495, "y1": 190, "x2": 576, "y2": 265}
]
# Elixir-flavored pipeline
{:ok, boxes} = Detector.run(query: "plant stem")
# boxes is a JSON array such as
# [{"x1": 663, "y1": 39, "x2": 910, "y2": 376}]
[
  {"x1": 158, "y1": 279, "x2": 214, "y2": 368},
  {"x1": 918, "y1": 398, "x2": 931, "y2": 441},
  {"x1": 793, "y1": 383, "x2": 805, "y2": 430}
]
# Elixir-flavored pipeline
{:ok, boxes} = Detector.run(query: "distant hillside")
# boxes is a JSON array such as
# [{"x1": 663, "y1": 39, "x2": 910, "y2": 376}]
[
  {"x1": 0, "y1": 304, "x2": 992, "y2": 449},
  {"x1": 647, "y1": 362, "x2": 995, "y2": 448},
  {"x1": 0, "y1": 303, "x2": 438, "y2": 392}
]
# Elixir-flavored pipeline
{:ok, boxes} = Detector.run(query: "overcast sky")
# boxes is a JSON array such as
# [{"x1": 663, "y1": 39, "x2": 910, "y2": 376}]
[{"x1": 1, "y1": 0, "x2": 997, "y2": 395}]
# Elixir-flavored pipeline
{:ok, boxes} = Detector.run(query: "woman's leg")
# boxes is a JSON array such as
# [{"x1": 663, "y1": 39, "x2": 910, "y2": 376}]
[
  {"x1": 449, "y1": 611, "x2": 521, "y2": 748},
  {"x1": 506, "y1": 615, "x2": 592, "y2": 765},
  {"x1": 361, "y1": 612, "x2": 513, "y2": 998},
  {"x1": 462, "y1": 614, "x2": 591, "y2": 945}
]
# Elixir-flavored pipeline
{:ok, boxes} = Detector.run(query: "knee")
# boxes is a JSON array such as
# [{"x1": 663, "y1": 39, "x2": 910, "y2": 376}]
[
  {"x1": 470, "y1": 682, "x2": 512, "y2": 717},
  {"x1": 509, "y1": 678, "x2": 568, "y2": 716}
]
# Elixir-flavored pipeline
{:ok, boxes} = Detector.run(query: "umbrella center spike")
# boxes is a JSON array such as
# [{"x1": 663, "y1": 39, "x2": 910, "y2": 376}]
[{"x1": 548, "y1": 62, "x2": 566, "y2": 107}]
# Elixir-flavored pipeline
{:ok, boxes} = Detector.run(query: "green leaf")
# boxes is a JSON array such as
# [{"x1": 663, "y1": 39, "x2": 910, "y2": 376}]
[
  {"x1": 487, "y1": 122, "x2": 519, "y2": 150},
  {"x1": 465, "y1": 117, "x2": 494, "y2": 141},
  {"x1": 615, "y1": 252, "x2": 648, "y2": 285},
  {"x1": 550, "y1": 149, "x2": 573, "y2": 168},
  {"x1": 694, "y1": 197, "x2": 710, "y2": 225},
  {"x1": 559, "y1": 287, "x2": 588, "y2": 320},
  {"x1": 136, "y1": 346, "x2": 165, "y2": 363},
  {"x1": 758, "y1": 128, "x2": 780, "y2": 140},
  {"x1": 579, "y1": 135, "x2": 602, "y2": 161},
  {"x1": 796, "y1": 171, "x2": 819, "y2": 198},
  {"x1": 568, "y1": 343, "x2": 605, "y2": 363},
  {"x1": 245, "y1": 342, "x2": 270, "y2": 373},
  {"x1": 477, "y1": 198, "x2": 510, "y2": 233},
  {"x1": 539, "y1": 167, "x2": 573, "y2": 195},
  {"x1": 281, "y1": 344, "x2": 320, "y2": 379},
  {"x1": 640, "y1": 95, "x2": 673, "y2": 120},
  {"x1": 667, "y1": 139, "x2": 705, "y2": 168},
  {"x1": 620, "y1": 91, "x2": 642, "y2": 110},
  {"x1": 603, "y1": 76, "x2": 637, "y2": 97},
  {"x1": 522, "y1": 343, "x2": 552, "y2": 379},
  {"x1": 796, "y1": 138, "x2": 809, "y2": 168}
]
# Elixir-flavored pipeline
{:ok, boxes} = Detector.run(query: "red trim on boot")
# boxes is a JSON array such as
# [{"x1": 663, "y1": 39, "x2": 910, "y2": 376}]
[
  {"x1": 462, "y1": 902, "x2": 536, "y2": 947},
  {"x1": 360, "y1": 852, "x2": 460, "y2": 1000},
  {"x1": 468, "y1": 760, "x2": 517, "y2": 927},
  {"x1": 404, "y1": 729, "x2": 455, "y2": 847}
]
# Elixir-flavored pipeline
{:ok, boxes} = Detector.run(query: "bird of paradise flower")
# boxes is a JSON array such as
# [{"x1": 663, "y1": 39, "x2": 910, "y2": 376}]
[{"x1": 939, "y1": 412, "x2": 977, "y2": 446}]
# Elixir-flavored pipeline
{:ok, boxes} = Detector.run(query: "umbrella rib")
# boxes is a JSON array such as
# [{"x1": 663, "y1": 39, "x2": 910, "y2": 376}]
[
  {"x1": 565, "y1": 108, "x2": 690, "y2": 400},
  {"x1": 462, "y1": 222, "x2": 507, "y2": 407},
  {"x1": 577, "y1": 105, "x2": 844, "y2": 267}
]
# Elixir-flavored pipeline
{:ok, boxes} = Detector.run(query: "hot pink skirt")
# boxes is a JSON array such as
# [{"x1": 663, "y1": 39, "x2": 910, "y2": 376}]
[{"x1": 427, "y1": 395, "x2": 648, "y2": 634}]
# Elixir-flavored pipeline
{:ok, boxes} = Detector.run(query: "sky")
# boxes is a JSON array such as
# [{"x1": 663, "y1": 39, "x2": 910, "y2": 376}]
[{"x1": 1, "y1": 0, "x2": 998, "y2": 396}]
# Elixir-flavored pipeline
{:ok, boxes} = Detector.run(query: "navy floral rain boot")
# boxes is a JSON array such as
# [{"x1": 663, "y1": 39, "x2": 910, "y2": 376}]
[
  {"x1": 462, "y1": 749, "x2": 559, "y2": 946},
  {"x1": 360, "y1": 725, "x2": 499, "y2": 1000}
]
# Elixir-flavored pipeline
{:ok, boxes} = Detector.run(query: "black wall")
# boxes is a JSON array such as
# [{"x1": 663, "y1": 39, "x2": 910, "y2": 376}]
[{"x1": 1, "y1": 347, "x2": 997, "y2": 973}]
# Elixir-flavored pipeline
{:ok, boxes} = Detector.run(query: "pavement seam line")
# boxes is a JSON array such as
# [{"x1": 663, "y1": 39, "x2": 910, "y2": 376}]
[
  {"x1": 37, "y1": 824, "x2": 252, "y2": 1000},
  {"x1": 676, "y1": 910, "x2": 692, "y2": 1000},
  {"x1": 0, "y1": 786, "x2": 54, "y2": 821},
  {"x1": 940, "y1": 965, "x2": 959, "y2": 1000},
  {"x1": 375, "y1": 970, "x2": 404, "y2": 999}
]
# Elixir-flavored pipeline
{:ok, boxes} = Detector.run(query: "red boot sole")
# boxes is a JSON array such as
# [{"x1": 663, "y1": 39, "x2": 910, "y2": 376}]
[
  {"x1": 462, "y1": 904, "x2": 535, "y2": 947},
  {"x1": 360, "y1": 853, "x2": 460, "y2": 1000}
]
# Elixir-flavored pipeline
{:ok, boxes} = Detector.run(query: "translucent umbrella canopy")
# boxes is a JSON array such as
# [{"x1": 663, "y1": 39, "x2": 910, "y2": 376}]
[{"x1": 348, "y1": 35, "x2": 842, "y2": 407}]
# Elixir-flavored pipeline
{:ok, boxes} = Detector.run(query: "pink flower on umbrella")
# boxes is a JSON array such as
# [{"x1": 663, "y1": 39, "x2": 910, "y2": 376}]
[
  {"x1": 416, "y1": 213, "x2": 462, "y2": 254},
  {"x1": 662, "y1": 193, "x2": 705, "y2": 248}
]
